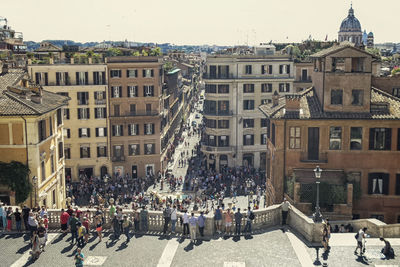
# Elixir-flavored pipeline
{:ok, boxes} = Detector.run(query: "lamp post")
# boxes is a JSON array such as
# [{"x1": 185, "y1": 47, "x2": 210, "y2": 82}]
[
  {"x1": 32, "y1": 176, "x2": 38, "y2": 207},
  {"x1": 313, "y1": 166, "x2": 323, "y2": 223}
]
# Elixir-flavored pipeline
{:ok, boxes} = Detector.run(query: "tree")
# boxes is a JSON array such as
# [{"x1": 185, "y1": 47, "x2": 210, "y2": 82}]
[
  {"x1": 0, "y1": 161, "x2": 32, "y2": 204},
  {"x1": 106, "y1": 48, "x2": 123, "y2": 57},
  {"x1": 141, "y1": 49, "x2": 148, "y2": 56},
  {"x1": 163, "y1": 61, "x2": 174, "y2": 72},
  {"x1": 149, "y1": 47, "x2": 162, "y2": 56},
  {"x1": 131, "y1": 50, "x2": 140, "y2": 56}
]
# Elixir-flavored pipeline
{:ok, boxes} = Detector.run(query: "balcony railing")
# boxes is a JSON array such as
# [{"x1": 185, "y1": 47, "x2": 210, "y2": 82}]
[
  {"x1": 202, "y1": 145, "x2": 233, "y2": 152},
  {"x1": 95, "y1": 99, "x2": 106, "y2": 105},
  {"x1": 299, "y1": 152, "x2": 328, "y2": 163},
  {"x1": 112, "y1": 156, "x2": 125, "y2": 162},
  {"x1": 295, "y1": 76, "x2": 312, "y2": 83},
  {"x1": 203, "y1": 110, "x2": 233, "y2": 116},
  {"x1": 202, "y1": 73, "x2": 234, "y2": 79},
  {"x1": 111, "y1": 110, "x2": 159, "y2": 117}
]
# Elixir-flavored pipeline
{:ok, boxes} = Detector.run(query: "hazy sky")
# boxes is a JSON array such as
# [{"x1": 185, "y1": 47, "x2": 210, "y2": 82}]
[{"x1": 2, "y1": 0, "x2": 398, "y2": 45}]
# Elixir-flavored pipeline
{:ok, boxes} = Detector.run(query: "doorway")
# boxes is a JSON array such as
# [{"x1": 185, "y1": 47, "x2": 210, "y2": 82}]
[
  {"x1": 132, "y1": 165, "x2": 138, "y2": 179},
  {"x1": 243, "y1": 153, "x2": 254, "y2": 167},
  {"x1": 307, "y1": 127, "x2": 319, "y2": 160},
  {"x1": 100, "y1": 166, "x2": 108, "y2": 179}
]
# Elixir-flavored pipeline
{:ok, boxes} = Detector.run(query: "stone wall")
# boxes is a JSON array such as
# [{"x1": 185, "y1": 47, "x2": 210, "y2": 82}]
[{"x1": 331, "y1": 218, "x2": 400, "y2": 238}]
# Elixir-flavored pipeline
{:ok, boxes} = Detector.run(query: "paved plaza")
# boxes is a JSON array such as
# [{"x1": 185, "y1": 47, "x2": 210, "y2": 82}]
[{"x1": 1, "y1": 228, "x2": 399, "y2": 267}]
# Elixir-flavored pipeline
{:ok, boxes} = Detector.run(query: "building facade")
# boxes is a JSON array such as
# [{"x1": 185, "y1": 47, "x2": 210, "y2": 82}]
[
  {"x1": 28, "y1": 61, "x2": 111, "y2": 181},
  {"x1": 0, "y1": 69, "x2": 69, "y2": 207},
  {"x1": 260, "y1": 44, "x2": 400, "y2": 223},
  {"x1": 107, "y1": 56, "x2": 164, "y2": 179},
  {"x1": 202, "y1": 52, "x2": 294, "y2": 171}
]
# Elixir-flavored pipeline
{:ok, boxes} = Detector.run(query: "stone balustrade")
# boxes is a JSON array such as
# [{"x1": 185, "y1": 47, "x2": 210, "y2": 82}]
[{"x1": 331, "y1": 218, "x2": 400, "y2": 238}]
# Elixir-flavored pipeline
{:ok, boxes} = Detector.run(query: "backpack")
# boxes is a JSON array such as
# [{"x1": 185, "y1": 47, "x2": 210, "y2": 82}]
[
  {"x1": 355, "y1": 232, "x2": 359, "y2": 240},
  {"x1": 249, "y1": 212, "x2": 255, "y2": 220}
]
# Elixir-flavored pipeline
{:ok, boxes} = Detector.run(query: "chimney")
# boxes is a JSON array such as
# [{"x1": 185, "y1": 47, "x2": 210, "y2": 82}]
[
  {"x1": 285, "y1": 95, "x2": 300, "y2": 111},
  {"x1": 272, "y1": 91, "x2": 280, "y2": 107}
]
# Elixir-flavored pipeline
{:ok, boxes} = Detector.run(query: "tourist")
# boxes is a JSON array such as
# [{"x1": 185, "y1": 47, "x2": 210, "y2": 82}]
[
  {"x1": 82, "y1": 217, "x2": 90, "y2": 243},
  {"x1": 197, "y1": 211, "x2": 206, "y2": 237},
  {"x1": 224, "y1": 209, "x2": 233, "y2": 235},
  {"x1": 234, "y1": 208, "x2": 243, "y2": 236},
  {"x1": 95, "y1": 215, "x2": 103, "y2": 241},
  {"x1": 182, "y1": 210, "x2": 189, "y2": 236},
  {"x1": 244, "y1": 207, "x2": 254, "y2": 234},
  {"x1": 37, "y1": 220, "x2": 46, "y2": 251},
  {"x1": 60, "y1": 208, "x2": 70, "y2": 234},
  {"x1": 188, "y1": 212, "x2": 197, "y2": 243},
  {"x1": 22, "y1": 205, "x2": 30, "y2": 231},
  {"x1": 122, "y1": 214, "x2": 132, "y2": 242},
  {"x1": 322, "y1": 224, "x2": 329, "y2": 252},
  {"x1": 281, "y1": 198, "x2": 290, "y2": 226},
  {"x1": 6, "y1": 207, "x2": 13, "y2": 232},
  {"x1": 28, "y1": 212, "x2": 38, "y2": 239},
  {"x1": 354, "y1": 227, "x2": 368, "y2": 256},
  {"x1": 214, "y1": 206, "x2": 223, "y2": 234},
  {"x1": 77, "y1": 221, "x2": 86, "y2": 248},
  {"x1": 14, "y1": 208, "x2": 22, "y2": 232},
  {"x1": 133, "y1": 208, "x2": 140, "y2": 232},
  {"x1": 140, "y1": 206, "x2": 148, "y2": 232},
  {"x1": 163, "y1": 205, "x2": 171, "y2": 235},
  {"x1": 380, "y1": 237, "x2": 395, "y2": 259},
  {"x1": 74, "y1": 247, "x2": 84, "y2": 267},
  {"x1": 112, "y1": 213, "x2": 120, "y2": 239},
  {"x1": 0, "y1": 203, "x2": 5, "y2": 232},
  {"x1": 171, "y1": 205, "x2": 177, "y2": 234},
  {"x1": 69, "y1": 213, "x2": 79, "y2": 244}
]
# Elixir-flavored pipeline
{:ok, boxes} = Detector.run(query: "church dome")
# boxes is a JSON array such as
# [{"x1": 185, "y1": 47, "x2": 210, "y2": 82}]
[{"x1": 339, "y1": 6, "x2": 362, "y2": 32}]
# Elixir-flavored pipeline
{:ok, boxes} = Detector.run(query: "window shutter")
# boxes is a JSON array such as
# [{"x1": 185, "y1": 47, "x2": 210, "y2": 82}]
[
  {"x1": 104, "y1": 127, "x2": 107, "y2": 136},
  {"x1": 111, "y1": 87, "x2": 115, "y2": 98},
  {"x1": 97, "y1": 147, "x2": 100, "y2": 157},
  {"x1": 112, "y1": 125, "x2": 115, "y2": 136},
  {"x1": 279, "y1": 65, "x2": 283, "y2": 74},
  {"x1": 35, "y1": 73, "x2": 40, "y2": 84},
  {"x1": 102, "y1": 72, "x2": 106, "y2": 84},
  {"x1": 94, "y1": 91, "x2": 98, "y2": 100},
  {"x1": 67, "y1": 129, "x2": 70, "y2": 138},
  {"x1": 86, "y1": 108, "x2": 90, "y2": 119},
  {"x1": 76, "y1": 72, "x2": 79, "y2": 85},
  {"x1": 287, "y1": 64, "x2": 290, "y2": 74},
  {"x1": 87, "y1": 128, "x2": 91, "y2": 137},
  {"x1": 385, "y1": 128, "x2": 392, "y2": 150},
  {"x1": 65, "y1": 73, "x2": 69, "y2": 85},
  {"x1": 269, "y1": 65, "x2": 272, "y2": 74},
  {"x1": 368, "y1": 174, "x2": 373, "y2": 194},
  {"x1": 383, "y1": 173, "x2": 389, "y2": 195},
  {"x1": 261, "y1": 65, "x2": 265, "y2": 74},
  {"x1": 80, "y1": 147, "x2": 83, "y2": 158},
  {"x1": 78, "y1": 109, "x2": 81, "y2": 119},
  {"x1": 142, "y1": 70, "x2": 146, "y2": 77},
  {"x1": 56, "y1": 72, "x2": 60, "y2": 85},
  {"x1": 119, "y1": 86, "x2": 122, "y2": 97},
  {"x1": 126, "y1": 70, "x2": 129, "y2": 77},
  {"x1": 128, "y1": 124, "x2": 131, "y2": 135},
  {"x1": 152, "y1": 124, "x2": 155, "y2": 134},
  {"x1": 369, "y1": 128, "x2": 374, "y2": 150},
  {"x1": 66, "y1": 109, "x2": 70, "y2": 119},
  {"x1": 95, "y1": 109, "x2": 98, "y2": 119},
  {"x1": 120, "y1": 125, "x2": 123, "y2": 136},
  {"x1": 135, "y1": 70, "x2": 138, "y2": 77},
  {"x1": 85, "y1": 72, "x2": 89, "y2": 85},
  {"x1": 398, "y1": 129, "x2": 400, "y2": 150},
  {"x1": 96, "y1": 128, "x2": 99, "y2": 137},
  {"x1": 151, "y1": 69, "x2": 154, "y2": 77},
  {"x1": 44, "y1": 73, "x2": 48, "y2": 85},
  {"x1": 103, "y1": 108, "x2": 107, "y2": 118},
  {"x1": 87, "y1": 147, "x2": 90, "y2": 157},
  {"x1": 79, "y1": 128, "x2": 82, "y2": 137}
]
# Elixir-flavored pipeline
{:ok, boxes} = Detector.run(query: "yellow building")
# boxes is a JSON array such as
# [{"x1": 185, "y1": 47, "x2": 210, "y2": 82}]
[
  {"x1": 0, "y1": 68, "x2": 69, "y2": 208},
  {"x1": 28, "y1": 61, "x2": 111, "y2": 181}
]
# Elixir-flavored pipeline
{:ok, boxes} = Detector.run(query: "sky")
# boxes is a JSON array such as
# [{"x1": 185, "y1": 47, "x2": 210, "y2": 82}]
[{"x1": 1, "y1": 0, "x2": 399, "y2": 45}]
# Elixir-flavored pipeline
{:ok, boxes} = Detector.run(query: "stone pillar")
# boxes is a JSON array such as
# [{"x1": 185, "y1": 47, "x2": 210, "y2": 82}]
[
  {"x1": 347, "y1": 183, "x2": 353, "y2": 206},
  {"x1": 70, "y1": 57, "x2": 74, "y2": 64},
  {"x1": 88, "y1": 57, "x2": 93, "y2": 64},
  {"x1": 294, "y1": 182, "x2": 301, "y2": 204}
]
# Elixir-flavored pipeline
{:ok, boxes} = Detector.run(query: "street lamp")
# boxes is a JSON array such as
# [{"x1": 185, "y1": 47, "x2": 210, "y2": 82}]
[
  {"x1": 32, "y1": 176, "x2": 38, "y2": 207},
  {"x1": 313, "y1": 166, "x2": 323, "y2": 223}
]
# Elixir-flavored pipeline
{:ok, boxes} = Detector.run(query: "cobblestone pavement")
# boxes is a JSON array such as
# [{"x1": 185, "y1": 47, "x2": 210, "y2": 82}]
[{"x1": 1, "y1": 229, "x2": 399, "y2": 267}]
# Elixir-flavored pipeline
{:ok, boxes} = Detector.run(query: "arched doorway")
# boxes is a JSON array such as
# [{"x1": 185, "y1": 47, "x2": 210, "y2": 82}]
[
  {"x1": 208, "y1": 154, "x2": 215, "y2": 170},
  {"x1": 100, "y1": 166, "x2": 108, "y2": 179},
  {"x1": 243, "y1": 153, "x2": 254, "y2": 168},
  {"x1": 219, "y1": 154, "x2": 228, "y2": 172}
]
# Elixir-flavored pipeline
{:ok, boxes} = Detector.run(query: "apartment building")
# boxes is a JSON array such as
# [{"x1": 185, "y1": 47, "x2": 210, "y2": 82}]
[
  {"x1": 107, "y1": 56, "x2": 164, "y2": 178},
  {"x1": 28, "y1": 61, "x2": 111, "y2": 181},
  {"x1": 260, "y1": 44, "x2": 400, "y2": 223},
  {"x1": 201, "y1": 47, "x2": 294, "y2": 171},
  {"x1": 0, "y1": 68, "x2": 69, "y2": 207}
]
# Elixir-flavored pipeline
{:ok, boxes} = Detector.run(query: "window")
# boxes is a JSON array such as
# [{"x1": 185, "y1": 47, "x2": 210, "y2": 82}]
[
  {"x1": 331, "y1": 89, "x2": 343, "y2": 105},
  {"x1": 261, "y1": 83, "x2": 272, "y2": 93},
  {"x1": 144, "y1": 123, "x2": 155, "y2": 135},
  {"x1": 128, "y1": 124, "x2": 139, "y2": 136},
  {"x1": 392, "y1": 88, "x2": 400, "y2": 98},
  {"x1": 112, "y1": 125, "x2": 123, "y2": 136},
  {"x1": 80, "y1": 146, "x2": 90, "y2": 158},
  {"x1": 56, "y1": 72, "x2": 69, "y2": 86},
  {"x1": 58, "y1": 142, "x2": 63, "y2": 159},
  {"x1": 128, "y1": 144, "x2": 140, "y2": 156},
  {"x1": 63, "y1": 128, "x2": 70, "y2": 138},
  {"x1": 97, "y1": 146, "x2": 107, "y2": 157},
  {"x1": 111, "y1": 86, "x2": 122, "y2": 98},
  {"x1": 128, "y1": 86, "x2": 138, "y2": 97},
  {"x1": 329, "y1": 127, "x2": 342, "y2": 150},
  {"x1": 63, "y1": 108, "x2": 70, "y2": 120},
  {"x1": 279, "y1": 64, "x2": 290, "y2": 74},
  {"x1": 76, "y1": 72, "x2": 88, "y2": 85},
  {"x1": 57, "y1": 92, "x2": 69, "y2": 97},
  {"x1": 368, "y1": 173, "x2": 389, "y2": 195},
  {"x1": 77, "y1": 92, "x2": 89, "y2": 105},
  {"x1": 64, "y1": 147, "x2": 71, "y2": 159},
  {"x1": 113, "y1": 145, "x2": 123, "y2": 158},
  {"x1": 351, "y1": 90, "x2": 364, "y2": 106},
  {"x1": 289, "y1": 127, "x2": 301, "y2": 149},
  {"x1": 243, "y1": 134, "x2": 254, "y2": 146},
  {"x1": 243, "y1": 100, "x2": 254, "y2": 110},
  {"x1": 261, "y1": 99, "x2": 272, "y2": 104},
  {"x1": 78, "y1": 128, "x2": 90, "y2": 138},
  {"x1": 144, "y1": 143, "x2": 155, "y2": 154},
  {"x1": 94, "y1": 91, "x2": 106, "y2": 103},
  {"x1": 50, "y1": 154, "x2": 55, "y2": 173},
  {"x1": 38, "y1": 120, "x2": 46, "y2": 142},
  {"x1": 130, "y1": 104, "x2": 136, "y2": 115},
  {"x1": 146, "y1": 104, "x2": 152, "y2": 113},
  {"x1": 57, "y1": 109, "x2": 62, "y2": 126},
  {"x1": 218, "y1": 101, "x2": 229, "y2": 114},
  {"x1": 204, "y1": 100, "x2": 217, "y2": 114},
  {"x1": 95, "y1": 107, "x2": 106, "y2": 119},
  {"x1": 218, "y1": 120, "x2": 229, "y2": 129},
  {"x1": 369, "y1": 128, "x2": 391, "y2": 150},
  {"x1": 142, "y1": 69, "x2": 154, "y2": 78},
  {"x1": 245, "y1": 65, "x2": 252, "y2": 75},
  {"x1": 243, "y1": 119, "x2": 254, "y2": 128},
  {"x1": 35, "y1": 72, "x2": 48, "y2": 86},
  {"x1": 261, "y1": 134, "x2": 267, "y2": 145},
  {"x1": 350, "y1": 127, "x2": 362, "y2": 150},
  {"x1": 49, "y1": 116, "x2": 53, "y2": 136},
  {"x1": 41, "y1": 161, "x2": 46, "y2": 182},
  {"x1": 271, "y1": 123, "x2": 275, "y2": 145},
  {"x1": 205, "y1": 84, "x2": 216, "y2": 93},
  {"x1": 144, "y1": 85, "x2": 154, "y2": 97},
  {"x1": 205, "y1": 119, "x2": 216, "y2": 128},
  {"x1": 207, "y1": 135, "x2": 216, "y2": 146},
  {"x1": 93, "y1": 71, "x2": 106, "y2": 85},
  {"x1": 110, "y1": 69, "x2": 121, "y2": 78},
  {"x1": 218, "y1": 136, "x2": 229, "y2": 147},
  {"x1": 243, "y1": 84, "x2": 254, "y2": 93},
  {"x1": 114, "y1": 105, "x2": 120, "y2": 117},
  {"x1": 95, "y1": 127, "x2": 107, "y2": 137},
  {"x1": 396, "y1": 174, "x2": 400, "y2": 195},
  {"x1": 279, "y1": 83, "x2": 290, "y2": 92},
  {"x1": 218, "y1": 84, "x2": 229, "y2": 94},
  {"x1": 77, "y1": 108, "x2": 90, "y2": 119},
  {"x1": 127, "y1": 69, "x2": 138, "y2": 78}
]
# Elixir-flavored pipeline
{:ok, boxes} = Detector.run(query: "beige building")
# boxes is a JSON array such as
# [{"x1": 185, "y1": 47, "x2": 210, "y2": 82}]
[
  {"x1": 202, "y1": 50, "x2": 294, "y2": 171},
  {"x1": 0, "y1": 68, "x2": 69, "y2": 207},
  {"x1": 28, "y1": 61, "x2": 111, "y2": 181}
]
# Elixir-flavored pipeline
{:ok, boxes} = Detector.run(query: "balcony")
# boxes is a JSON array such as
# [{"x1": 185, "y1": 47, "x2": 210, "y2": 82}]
[
  {"x1": 112, "y1": 156, "x2": 125, "y2": 162},
  {"x1": 299, "y1": 152, "x2": 328, "y2": 163},
  {"x1": 295, "y1": 76, "x2": 312, "y2": 83},
  {"x1": 203, "y1": 73, "x2": 234, "y2": 79},
  {"x1": 111, "y1": 110, "x2": 159, "y2": 117},
  {"x1": 203, "y1": 110, "x2": 233, "y2": 116},
  {"x1": 95, "y1": 99, "x2": 106, "y2": 105},
  {"x1": 202, "y1": 145, "x2": 233, "y2": 153}
]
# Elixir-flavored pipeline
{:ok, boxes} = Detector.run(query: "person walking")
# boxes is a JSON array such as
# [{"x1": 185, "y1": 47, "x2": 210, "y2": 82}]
[
  {"x1": 60, "y1": 209, "x2": 70, "y2": 234},
  {"x1": 95, "y1": 215, "x2": 102, "y2": 242},
  {"x1": 140, "y1": 206, "x2": 148, "y2": 232},
  {"x1": 14, "y1": 208, "x2": 22, "y2": 232},
  {"x1": 6, "y1": 207, "x2": 13, "y2": 232},
  {"x1": 188, "y1": 212, "x2": 197, "y2": 243},
  {"x1": 22, "y1": 205, "x2": 30, "y2": 231},
  {"x1": 171, "y1": 205, "x2": 177, "y2": 234},
  {"x1": 354, "y1": 227, "x2": 368, "y2": 256},
  {"x1": 82, "y1": 217, "x2": 90, "y2": 244},
  {"x1": 214, "y1": 206, "x2": 223, "y2": 234},
  {"x1": 182, "y1": 210, "x2": 189, "y2": 236},
  {"x1": 77, "y1": 222, "x2": 86, "y2": 248},
  {"x1": 197, "y1": 211, "x2": 206, "y2": 237},
  {"x1": 224, "y1": 209, "x2": 233, "y2": 236},
  {"x1": 234, "y1": 208, "x2": 243, "y2": 236},
  {"x1": 133, "y1": 209, "x2": 140, "y2": 233},
  {"x1": 112, "y1": 213, "x2": 120, "y2": 239},
  {"x1": 244, "y1": 207, "x2": 254, "y2": 234},
  {"x1": 281, "y1": 198, "x2": 290, "y2": 226},
  {"x1": 69, "y1": 213, "x2": 79, "y2": 244},
  {"x1": 163, "y1": 205, "x2": 171, "y2": 235},
  {"x1": 74, "y1": 247, "x2": 84, "y2": 267},
  {"x1": 28, "y1": 212, "x2": 38, "y2": 239},
  {"x1": 122, "y1": 215, "x2": 132, "y2": 242}
]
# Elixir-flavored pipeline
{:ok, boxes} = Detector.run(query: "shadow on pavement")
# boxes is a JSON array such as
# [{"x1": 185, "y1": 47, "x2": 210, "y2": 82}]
[
  {"x1": 195, "y1": 239, "x2": 203, "y2": 246},
  {"x1": 51, "y1": 233, "x2": 67, "y2": 244},
  {"x1": 16, "y1": 244, "x2": 31, "y2": 254},
  {"x1": 61, "y1": 243, "x2": 74, "y2": 254},
  {"x1": 116, "y1": 242, "x2": 128, "y2": 251},
  {"x1": 244, "y1": 234, "x2": 253, "y2": 240},
  {"x1": 184, "y1": 241, "x2": 194, "y2": 252},
  {"x1": 89, "y1": 240, "x2": 101, "y2": 251},
  {"x1": 232, "y1": 236, "x2": 241, "y2": 242}
]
